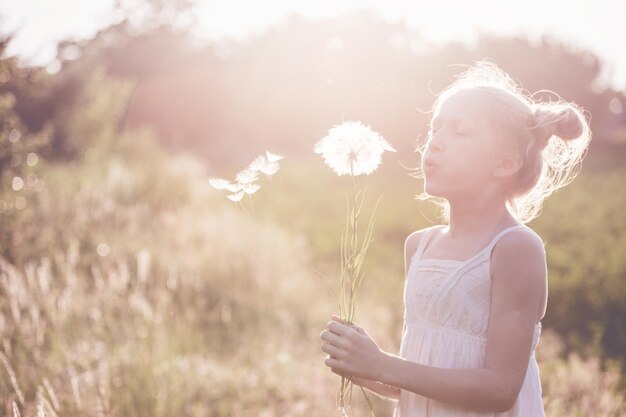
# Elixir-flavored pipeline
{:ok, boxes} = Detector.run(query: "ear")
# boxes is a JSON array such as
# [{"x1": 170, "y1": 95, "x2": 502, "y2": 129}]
[{"x1": 492, "y1": 153, "x2": 522, "y2": 179}]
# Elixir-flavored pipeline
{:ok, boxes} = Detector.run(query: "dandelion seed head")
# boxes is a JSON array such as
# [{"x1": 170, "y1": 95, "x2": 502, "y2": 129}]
[
  {"x1": 235, "y1": 168, "x2": 258, "y2": 184},
  {"x1": 260, "y1": 161, "x2": 280, "y2": 176},
  {"x1": 314, "y1": 121, "x2": 395, "y2": 176},
  {"x1": 248, "y1": 155, "x2": 268, "y2": 171}
]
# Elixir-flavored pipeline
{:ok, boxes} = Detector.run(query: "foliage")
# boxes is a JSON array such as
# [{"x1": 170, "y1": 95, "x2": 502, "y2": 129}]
[
  {"x1": 5, "y1": 12, "x2": 625, "y2": 169},
  {"x1": 0, "y1": 41, "x2": 51, "y2": 263},
  {"x1": 532, "y1": 152, "x2": 626, "y2": 367}
]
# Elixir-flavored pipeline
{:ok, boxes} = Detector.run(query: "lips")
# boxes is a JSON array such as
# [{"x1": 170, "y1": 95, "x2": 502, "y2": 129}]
[{"x1": 423, "y1": 157, "x2": 439, "y2": 169}]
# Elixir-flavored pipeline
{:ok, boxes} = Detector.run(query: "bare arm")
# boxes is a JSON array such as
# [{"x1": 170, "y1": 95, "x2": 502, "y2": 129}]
[
  {"x1": 350, "y1": 377, "x2": 400, "y2": 400},
  {"x1": 324, "y1": 230, "x2": 546, "y2": 413}
]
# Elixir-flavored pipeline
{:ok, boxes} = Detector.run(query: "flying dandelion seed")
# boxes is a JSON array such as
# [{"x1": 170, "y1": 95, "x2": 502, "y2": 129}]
[
  {"x1": 226, "y1": 191, "x2": 245, "y2": 202},
  {"x1": 235, "y1": 168, "x2": 259, "y2": 184},
  {"x1": 314, "y1": 121, "x2": 396, "y2": 176},
  {"x1": 260, "y1": 161, "x2": 280, "y2": 176},
  {"x1": 248, "y1": 155, "x2": 268, "y2": 171},
  {"x1": 266, "y1": 151, "x2": 284, "y2": 163},
  {"x1": 246, "y1": 151, "x2": 283, "y2": 177},
  {"x1": 225, "y1": 183, "x2": 243, "y2": 192},
  {"x1": 242, "y1": 183, "x2": 261, "y2": 194},
  {"x1": 209, "y1": 178, "x2": 244, "y2": 193},
  {"x1": 208, "y1": 178, "x2": 231, "y2": 190},
  {"x1": 209, "y1": 151, "x2": 284, "y2": 212}
]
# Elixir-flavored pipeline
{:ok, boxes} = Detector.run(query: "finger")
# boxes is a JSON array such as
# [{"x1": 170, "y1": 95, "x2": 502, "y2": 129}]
[
  {"x1": 320, "y1": 329, "x2": 344, "y2": 344},
  {"x1": 332, "y1": 315, "x2": 365, "y2": 335},
  {"x1": 332, "y1": 315, "x2": 353, "y2": 326},
  {"x1": 340, "y1": 320, "x2": 365, "y2": 335},
  {"x1": 321, "y1": 341, "x2": 343, "y2": 358},
  {"x1": 327, "y1": 321, "x2": 350, "y2": 336},
  {"x1": 325, "y1": 356, "x2": 342, "y2": 369},
  {"x1": 353, "y1": 326, "x2": 367, "y2": 335}
]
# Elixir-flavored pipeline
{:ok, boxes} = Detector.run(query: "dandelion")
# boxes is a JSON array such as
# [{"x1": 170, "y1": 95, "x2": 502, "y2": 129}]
[
  {"x1": 315, "y1": 121, "x2": 394, "y2": 417},
  {"x1": 314, "y1": 121, "x2": 395, "y2": 176},
  {"x1": 210, "y1": 151, "x2": 284, "y2": 214}
]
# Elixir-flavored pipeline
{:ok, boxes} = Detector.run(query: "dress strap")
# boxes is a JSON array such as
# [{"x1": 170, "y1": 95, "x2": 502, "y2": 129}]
[
  {"x1": 429, "y1": 225, "x2": 531, "y2": 309},
  {"x1": 482, "y1": 225, "x2": 529, "y2": 256},
  {"x1": 412, "y1": 225, "x2": 444, "y2": 264}
]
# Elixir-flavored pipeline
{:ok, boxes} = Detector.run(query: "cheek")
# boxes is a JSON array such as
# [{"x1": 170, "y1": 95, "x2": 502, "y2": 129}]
[
  {"x1": 423, "y1": 160, "x2": 491, "y2": 194},
  {"x1": 452, "y1": 148, "x2": 496, "y2": 179}
]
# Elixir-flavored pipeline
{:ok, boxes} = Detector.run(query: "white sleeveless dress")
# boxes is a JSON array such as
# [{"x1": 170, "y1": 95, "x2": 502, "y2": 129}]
[{"x1": 392, "y1": 225, "x2": 545, "y2": 417}]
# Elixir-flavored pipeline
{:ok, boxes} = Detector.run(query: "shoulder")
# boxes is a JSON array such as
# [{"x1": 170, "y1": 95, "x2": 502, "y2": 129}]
[
  {"x1": 403, "y1": 229, "x2": 423, "y2": 256},
  {"x1": 492, "y1": 226, "x2": 546, "y2": 264},
  {"x1": 404, "y1": 225, "x2": 441, "y2": 250},
  {"x1": 404, "y1": 225, "x2": 444, "y2": 263},
  {"x1": 491, "y1": 227, "x2": 547, "y2": 293}
]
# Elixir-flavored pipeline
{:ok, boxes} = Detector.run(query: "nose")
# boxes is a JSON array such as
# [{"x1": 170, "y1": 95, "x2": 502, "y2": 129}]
[{"x1": 427, "y1": 130, "x2": 446, "y2": 153}]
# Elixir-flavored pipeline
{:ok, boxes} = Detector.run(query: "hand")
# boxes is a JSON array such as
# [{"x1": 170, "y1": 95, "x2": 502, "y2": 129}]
[{"x1": 320, "y1": 314, "x2": 386, "y2": 381}]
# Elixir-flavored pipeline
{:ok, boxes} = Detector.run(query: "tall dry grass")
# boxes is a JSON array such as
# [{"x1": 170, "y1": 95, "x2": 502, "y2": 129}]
[
  {"x1": 0, "y1": 128, "x2": 342, "y2": 416},
  {"x1": 2, "y1": 241, "x2": 624, "y2": 416}
]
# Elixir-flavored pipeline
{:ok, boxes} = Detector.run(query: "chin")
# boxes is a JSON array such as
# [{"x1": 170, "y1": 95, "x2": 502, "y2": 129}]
[
  {"x1": 423, "y1": 180, "x2": 443, "y2": 198},
  {"x1": 424, "y1": 180, "x2": 456, "y2": 201}
]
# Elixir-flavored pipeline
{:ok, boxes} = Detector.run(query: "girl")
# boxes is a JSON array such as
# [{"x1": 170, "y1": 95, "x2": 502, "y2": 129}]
[{"x1": 320, "y1": 60, "x2": 592, "y2": 416}]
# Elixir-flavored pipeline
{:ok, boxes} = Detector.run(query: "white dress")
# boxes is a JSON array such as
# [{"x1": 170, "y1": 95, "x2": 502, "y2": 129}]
[{"x1": 393, "y1": 225, "x2": 545, "y2": 417}]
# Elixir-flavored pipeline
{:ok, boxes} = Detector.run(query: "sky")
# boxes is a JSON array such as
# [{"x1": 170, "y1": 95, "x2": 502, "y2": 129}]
[{"x1": 1, "y1": 0, "x2": 625, "y2": 90}]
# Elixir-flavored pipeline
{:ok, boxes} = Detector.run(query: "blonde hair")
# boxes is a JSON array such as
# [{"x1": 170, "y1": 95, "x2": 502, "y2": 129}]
[{"x1": 416, "y1": 59, "x2": 592, "y2": 224}]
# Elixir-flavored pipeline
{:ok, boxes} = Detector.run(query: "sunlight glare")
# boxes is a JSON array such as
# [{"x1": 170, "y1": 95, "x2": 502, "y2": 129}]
[{"x1": 193, "y1": 0, "x2": 371, "y2": 41}]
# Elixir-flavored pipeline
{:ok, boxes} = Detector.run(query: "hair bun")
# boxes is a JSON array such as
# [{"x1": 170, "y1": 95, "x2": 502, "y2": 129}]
[{"x1": 532, "y1": 104, "x2": 585, "y2": 147}]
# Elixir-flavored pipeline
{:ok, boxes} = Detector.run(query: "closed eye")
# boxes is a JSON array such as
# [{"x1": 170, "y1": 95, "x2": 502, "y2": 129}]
[{"x1": 428, "y1": 120, "x2": 469, "y2": 137}]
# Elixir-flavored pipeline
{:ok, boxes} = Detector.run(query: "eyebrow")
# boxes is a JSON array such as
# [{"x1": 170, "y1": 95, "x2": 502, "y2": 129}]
[{"x1": 430, "y1": 115, "x2": 474, "y2": 128}]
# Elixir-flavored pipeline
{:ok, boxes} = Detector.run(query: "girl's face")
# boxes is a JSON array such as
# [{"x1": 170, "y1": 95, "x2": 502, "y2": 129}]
[{"x1": 421, "y1": 90, "x2": 502, "y2": 201}]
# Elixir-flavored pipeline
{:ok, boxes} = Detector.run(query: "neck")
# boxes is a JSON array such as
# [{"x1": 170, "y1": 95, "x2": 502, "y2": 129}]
[{"x1": 446, "y1": 197, "x2": 517, "y2": 239}]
